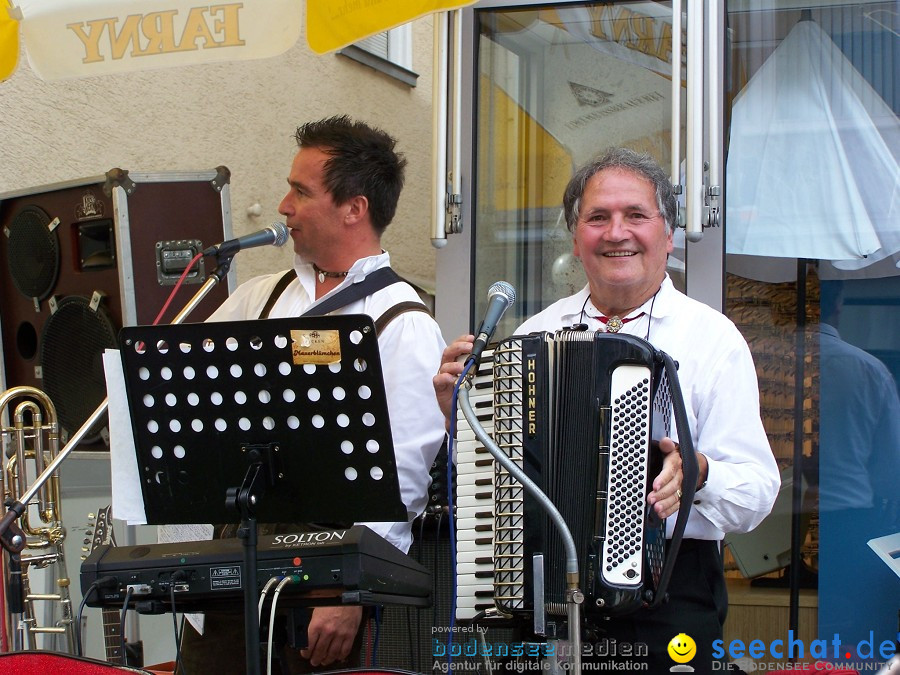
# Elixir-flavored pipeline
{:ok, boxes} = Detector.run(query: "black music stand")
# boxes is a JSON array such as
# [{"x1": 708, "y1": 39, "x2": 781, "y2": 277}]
[{"x1": 117, "y1": 315, "x2": 407, "y2": 675}]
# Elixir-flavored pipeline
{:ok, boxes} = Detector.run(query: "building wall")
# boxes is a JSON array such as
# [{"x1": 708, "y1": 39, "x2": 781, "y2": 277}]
[
  {"x1": 0, "y1": 17, "x2": 439, "y2": 665},
  {"x1": 0, "y1": 18, "x2": 439, "y2": 291}
]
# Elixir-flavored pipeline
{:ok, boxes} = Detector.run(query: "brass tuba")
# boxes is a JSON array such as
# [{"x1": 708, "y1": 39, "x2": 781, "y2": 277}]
[{"x1": 0, "y1": 386, "x2": 76, "y2": 653}]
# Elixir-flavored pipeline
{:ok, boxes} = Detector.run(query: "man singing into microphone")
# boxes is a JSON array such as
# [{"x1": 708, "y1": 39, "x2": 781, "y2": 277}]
[
  {"x1": 180, "y1": 116, "x2": 447, "y2": 673},
  {"x1": 433, "y1": 148, "x2": 779, "y2": 673}
]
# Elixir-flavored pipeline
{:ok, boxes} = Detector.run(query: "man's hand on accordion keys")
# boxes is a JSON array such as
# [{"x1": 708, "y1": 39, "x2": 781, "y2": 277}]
[
  {"x1": 648, "y1": 437, "x2": 685, "y2": 520},
  {"x1": 432, "y1": 333, "x2": 476, "y2": 424}
]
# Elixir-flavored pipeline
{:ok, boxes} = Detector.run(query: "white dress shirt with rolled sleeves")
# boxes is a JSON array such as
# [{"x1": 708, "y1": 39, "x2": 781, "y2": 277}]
[{"x1": 514, "y1": 275, "x2": 780, "y2": 541}]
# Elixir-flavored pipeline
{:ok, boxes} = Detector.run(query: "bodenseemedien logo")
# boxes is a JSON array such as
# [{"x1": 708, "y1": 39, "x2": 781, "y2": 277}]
[{"x1": 668, "y1": 633, "x2": 697, "y2": 672}]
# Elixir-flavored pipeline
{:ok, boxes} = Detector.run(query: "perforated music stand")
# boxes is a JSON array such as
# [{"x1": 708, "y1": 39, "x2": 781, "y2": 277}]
[{"x1": 117, "y1": 314, "x2": 407, "y2": 675}]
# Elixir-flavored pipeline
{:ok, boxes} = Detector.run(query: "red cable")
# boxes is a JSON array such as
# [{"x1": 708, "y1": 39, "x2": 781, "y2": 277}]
[{"x1": 152, "y1": 252, "x2": 205, "y2": 326}]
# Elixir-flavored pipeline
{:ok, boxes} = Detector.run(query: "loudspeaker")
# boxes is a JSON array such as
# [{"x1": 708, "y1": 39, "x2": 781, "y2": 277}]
[
  {"x1": 0, "y1": 168, "x2": 234, "y2": 449},
  {"x1": 372, "y1": 522, "x2": 454, "y2": 672},
  {"x1": 370, "y1": 519, "x2": 517, "y2": 672}
]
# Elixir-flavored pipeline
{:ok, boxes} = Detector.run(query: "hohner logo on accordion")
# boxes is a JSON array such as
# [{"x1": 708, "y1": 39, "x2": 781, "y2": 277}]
[{"x1": 455, "y1": 329, "x2": 696, "y2": 624}]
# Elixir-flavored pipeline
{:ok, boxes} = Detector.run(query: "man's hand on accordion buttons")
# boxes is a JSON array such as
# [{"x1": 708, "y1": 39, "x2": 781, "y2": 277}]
[
  {"x1": 433, "y1": 334, "x2": 476, "y2": 424},
  {"x1": 648, "y1": 437, "x2": 684, "y2": 519}
]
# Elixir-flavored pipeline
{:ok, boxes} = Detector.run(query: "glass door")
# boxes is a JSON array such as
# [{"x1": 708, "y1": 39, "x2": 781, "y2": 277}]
[
  {"x1": 468, "y1": 1, "x2": 686, "y2": 337},
  {"x1": 723, "y1": 0, "x2": 900, "y2": 659}
]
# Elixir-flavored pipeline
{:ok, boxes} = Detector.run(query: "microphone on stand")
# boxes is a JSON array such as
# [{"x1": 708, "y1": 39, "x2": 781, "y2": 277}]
[
  {"x1": 467, "y1": 281, "x2": 516, "y2": 367},
  {"x1": 203, "y1": 222, "x2": 290, "y2": 258}
]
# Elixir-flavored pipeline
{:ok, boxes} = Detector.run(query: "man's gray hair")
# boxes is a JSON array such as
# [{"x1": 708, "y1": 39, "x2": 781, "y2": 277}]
[{"x1": 562, "y1": 147, "x2": 678, "y2": 234}]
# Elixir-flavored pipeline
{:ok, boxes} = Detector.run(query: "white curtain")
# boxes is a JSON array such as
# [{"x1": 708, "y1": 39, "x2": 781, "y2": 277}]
[{"x1": 726, "y1": 19, "x2": 899, "y2": 272}]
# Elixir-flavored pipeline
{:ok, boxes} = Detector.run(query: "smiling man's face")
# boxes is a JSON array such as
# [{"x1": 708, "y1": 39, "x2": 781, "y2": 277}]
[{"x1": 573, "y1": 167, "x2": 673, "y2": 316}]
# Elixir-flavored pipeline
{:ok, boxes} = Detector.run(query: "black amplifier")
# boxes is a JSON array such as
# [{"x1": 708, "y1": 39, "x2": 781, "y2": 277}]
[{"x1": 80, "y1": 526, "x2": 431, "y2": 613}]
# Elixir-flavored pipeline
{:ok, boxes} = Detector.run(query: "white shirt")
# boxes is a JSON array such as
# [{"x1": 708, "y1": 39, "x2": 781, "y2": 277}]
[
  {"x1": 209, "y1": 251, "x2": 447, "y2": 552},
  {"x1": 515, "y1": 275, "x2": 780, "y2": 540}
]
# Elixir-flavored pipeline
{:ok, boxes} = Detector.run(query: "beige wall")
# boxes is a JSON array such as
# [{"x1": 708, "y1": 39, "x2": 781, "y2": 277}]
[
  {"x1": 0, "y1": 18, "x2": 438, "y2": 291},
  {"x1": 0, "y1": 19, "x2": 440, "y2": 662}
]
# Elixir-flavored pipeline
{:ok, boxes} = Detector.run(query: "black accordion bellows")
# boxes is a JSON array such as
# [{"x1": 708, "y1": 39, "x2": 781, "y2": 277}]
[{"x1": 455, "y1": 330, "x2": 697, "y2": 624}]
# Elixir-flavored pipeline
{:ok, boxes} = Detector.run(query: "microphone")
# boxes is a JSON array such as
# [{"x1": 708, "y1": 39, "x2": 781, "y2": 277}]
[
  {"x1": 467, "y1": 281, "x2": 516, "y2": 366},
  {"x1": 203, "y1": 222, "x2": 289, "y2": 257}
]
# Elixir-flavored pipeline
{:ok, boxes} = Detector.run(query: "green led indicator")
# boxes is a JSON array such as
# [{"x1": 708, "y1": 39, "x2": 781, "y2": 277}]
[{"x1": 303, "y1": 574, "x2": 309, "y2": 581}]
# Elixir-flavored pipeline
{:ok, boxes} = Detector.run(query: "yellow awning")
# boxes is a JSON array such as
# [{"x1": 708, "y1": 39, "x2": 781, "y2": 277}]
[
  {"x1": 306, "y1": 0, "x2": 476, "y2": 55},
  {"x1": 6, "y1": 1, "x2": 475, "y2": 80},
  {"x1": 0, "y1": 3, "x2": 18, "y2": 82},
  {"x1": 480, "y1": 76, "x2": 573, "y2": 212}
]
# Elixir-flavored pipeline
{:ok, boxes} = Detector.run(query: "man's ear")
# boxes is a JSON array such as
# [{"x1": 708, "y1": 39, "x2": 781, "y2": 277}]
[{"x1": 344, "y1": 195, "x2": 369, "y2": 225}]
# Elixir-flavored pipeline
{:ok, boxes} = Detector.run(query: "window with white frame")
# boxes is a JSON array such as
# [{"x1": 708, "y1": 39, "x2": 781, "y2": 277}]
[{"x1": 339, "y1": 23, "x2": 417, "y2": 87}]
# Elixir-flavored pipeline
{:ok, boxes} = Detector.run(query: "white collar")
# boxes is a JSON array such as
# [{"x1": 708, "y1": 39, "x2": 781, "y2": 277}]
[
  {"x1": 293, "y1": 251, "x2": 391, "y2": 304},
  {"x1": 561, "y1": 274, "x2": 677, "y2": 326}
]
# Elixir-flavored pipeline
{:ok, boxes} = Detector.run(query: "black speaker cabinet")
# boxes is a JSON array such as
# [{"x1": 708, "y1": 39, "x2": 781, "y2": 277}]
[
  {"x1": 0, "y1": 167, "x2": 235, "y2": 449},
  {"x1": 371, "y1": 520, "x2": 517, "y2": 672}
]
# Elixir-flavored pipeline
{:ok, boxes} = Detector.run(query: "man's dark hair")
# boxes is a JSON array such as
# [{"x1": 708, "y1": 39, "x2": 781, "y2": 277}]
[
  {"x1": 295, "y1": 115, "x2": 407, "y2": 233},
  {"x1": 820, "y1": 280, "x2": 845, "y2": 327},
  {"x1": 562, "y1": 147, "x2": 678, "y2": 234}
]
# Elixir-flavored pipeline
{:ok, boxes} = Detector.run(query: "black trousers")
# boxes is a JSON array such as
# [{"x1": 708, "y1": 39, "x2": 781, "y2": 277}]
[
  {"x1": 178, "y1": 607, "x2": 369, "y2": 675},
  {"x1": 177, "y1": 523, "x2": 367, "y2": 675},
  {"x1": 585, "y1": 539, "x2": 730, "y2": 675}
]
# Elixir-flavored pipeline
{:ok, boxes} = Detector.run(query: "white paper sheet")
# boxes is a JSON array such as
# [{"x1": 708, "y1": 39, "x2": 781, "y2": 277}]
[
  {"x1": 103, "y1": 348, "x2": 214, "y2": 634},
  {"x1": 103, "y1": 349, "x2": 146, "y2": 525}
]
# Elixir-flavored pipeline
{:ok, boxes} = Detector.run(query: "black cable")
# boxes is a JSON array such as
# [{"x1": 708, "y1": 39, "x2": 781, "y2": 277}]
[
  {"x1": 169, "y1": 579, "x2": 183, "y2": 671},
  {"x1": 119, "y1": 586, "x2": 135, "y2": 663},
  {"x1": 372, "y1": 605, "x2": 381, "y2": 668},
  {"x1": 404, "y1": 605, "x2": 414, "y2": 669},
  {"x1": 433, "y1": 510, "x2": 443, "y2": 632},
  {"x1": 414, "y1": 514, "x2": 427, "y2": 672},
  {"x1": 432, "y1": 510, "x2": 444, "y2": 675},
  {"x1": 75, "y1": 575, "x2": 117, "y2": 657},
  {"x1": 75, "y1": 583, "x2": 99, "y2": 657}
]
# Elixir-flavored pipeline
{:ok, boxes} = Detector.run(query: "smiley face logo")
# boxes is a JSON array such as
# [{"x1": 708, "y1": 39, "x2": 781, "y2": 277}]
[{"x1": 667, "y1": 633, "x2": 697, "y2": 664}]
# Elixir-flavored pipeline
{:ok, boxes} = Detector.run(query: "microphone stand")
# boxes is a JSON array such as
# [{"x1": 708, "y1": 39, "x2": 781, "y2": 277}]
[
  {"x1": 0, "y1": 256, "x2": 233, "y2": 555},
  {"x1": 458, "y1": 384, "x2": 583, "y2": 675}
]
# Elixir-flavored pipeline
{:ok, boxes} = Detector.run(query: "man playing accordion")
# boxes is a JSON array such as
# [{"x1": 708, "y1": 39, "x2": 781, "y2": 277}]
[{"x1": 433, "y1": 147, "x2": 780, "y2": 673}]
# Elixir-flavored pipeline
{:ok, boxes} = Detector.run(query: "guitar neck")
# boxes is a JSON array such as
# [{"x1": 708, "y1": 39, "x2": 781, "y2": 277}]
[
  {"x1": 102, "y1": 607, "x2": 123, "y2": 664},
  {"x1": 88, "y1": 506, "x2": 141, "y2": 667}
]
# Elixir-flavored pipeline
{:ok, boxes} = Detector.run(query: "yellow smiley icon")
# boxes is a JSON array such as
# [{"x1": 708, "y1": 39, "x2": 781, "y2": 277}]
[{"x1": 667, "y1": 633, "x2": 697, "y2": 664}]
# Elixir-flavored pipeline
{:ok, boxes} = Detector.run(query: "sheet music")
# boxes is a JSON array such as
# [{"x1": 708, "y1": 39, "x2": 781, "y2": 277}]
[
  {"x1": 105, "y1": 348, "x2": 213, "y2": 633},
  {"x1": 103, "y1": 349, "x2": 146, "y2": 525}
]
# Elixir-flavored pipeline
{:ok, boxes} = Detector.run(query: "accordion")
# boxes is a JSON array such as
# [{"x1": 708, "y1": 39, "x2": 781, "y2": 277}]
[{"x1": 454, "y1": 330, "x2": 697, "y2": 623}]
